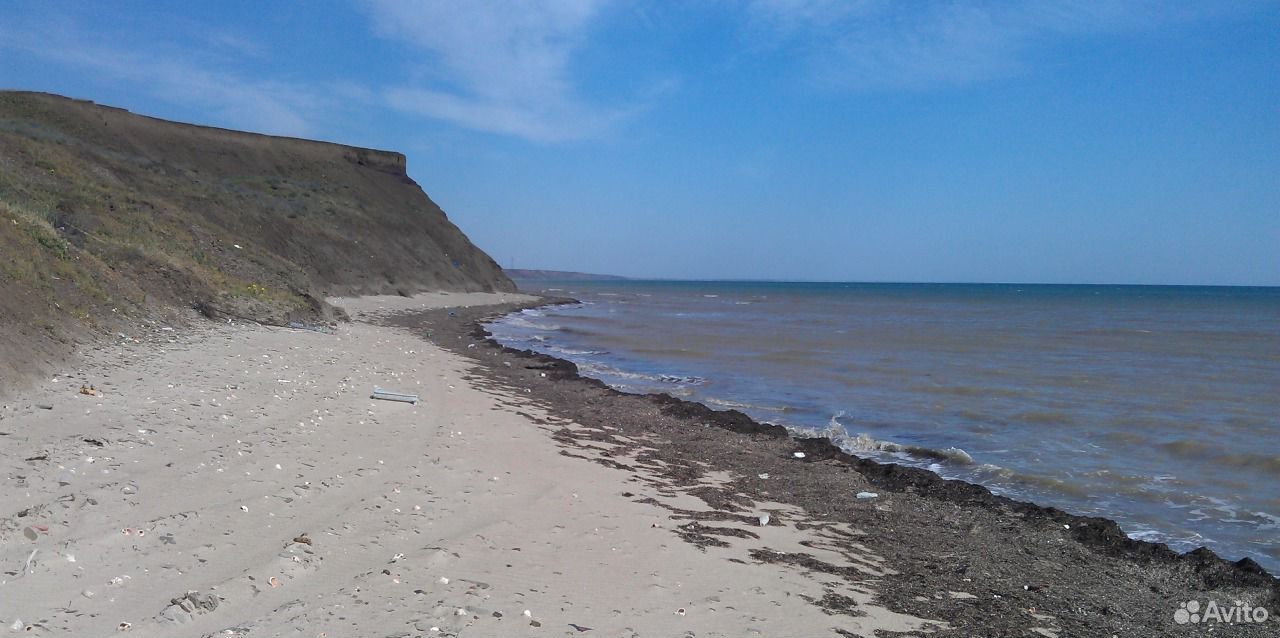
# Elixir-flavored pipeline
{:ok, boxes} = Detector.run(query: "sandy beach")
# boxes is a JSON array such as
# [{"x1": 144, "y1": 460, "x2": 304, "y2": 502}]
[{"x1": 0, "y1": 293, "x2": 942, "y2": 637}]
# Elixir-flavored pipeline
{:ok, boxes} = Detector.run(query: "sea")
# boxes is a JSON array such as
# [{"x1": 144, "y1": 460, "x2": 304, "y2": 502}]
[{"x1": 487, "y1": 281, "x2": 1280, "y2": 572}]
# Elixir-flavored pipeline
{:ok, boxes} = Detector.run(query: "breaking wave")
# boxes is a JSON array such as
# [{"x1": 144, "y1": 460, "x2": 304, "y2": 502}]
[{"x1": 805, "y1": 412, "x2": 976, "y2": 466}]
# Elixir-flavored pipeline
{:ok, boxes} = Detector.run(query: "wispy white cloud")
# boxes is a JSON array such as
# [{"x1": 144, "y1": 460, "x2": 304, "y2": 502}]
[
  {"x1": 748, "y1": 0, "x2": 1251, "y2": 90},
  {"x1": 363, "y1": 0, "x2": 626, "y2": 141},
  {"x1": 0, "y1": 22, "x2": 325, "y2": 137},
  {"x1": 0, "y1": 1, "x2": 636, "y2": 144}
]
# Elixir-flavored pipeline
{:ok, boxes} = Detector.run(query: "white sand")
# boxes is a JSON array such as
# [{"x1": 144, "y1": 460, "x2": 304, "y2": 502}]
[{"x1": 0, "y1": 292, "x2": 939, "y2": 636}]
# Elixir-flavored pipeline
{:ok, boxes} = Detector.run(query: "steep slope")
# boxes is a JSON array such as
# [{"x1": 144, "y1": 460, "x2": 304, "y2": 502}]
[{"x1": 0, "y1": 91, "x2": 514, "y2": 391}]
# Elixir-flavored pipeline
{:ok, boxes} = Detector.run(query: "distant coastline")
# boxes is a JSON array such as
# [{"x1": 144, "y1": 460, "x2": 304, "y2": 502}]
[{"x1": 505, "y1": 269, "x2": 629, "y2": 281}]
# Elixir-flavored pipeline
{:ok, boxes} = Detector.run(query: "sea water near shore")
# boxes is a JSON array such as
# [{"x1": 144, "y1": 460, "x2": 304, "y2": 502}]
[{"x1": 487, "y1": 281, "x2": 1280, "y2": 571}]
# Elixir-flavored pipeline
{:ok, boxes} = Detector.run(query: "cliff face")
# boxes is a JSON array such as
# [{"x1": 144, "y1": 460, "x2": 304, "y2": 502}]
[{"x1": 0, "y1": 91, "x2": 514, "y2": 391}]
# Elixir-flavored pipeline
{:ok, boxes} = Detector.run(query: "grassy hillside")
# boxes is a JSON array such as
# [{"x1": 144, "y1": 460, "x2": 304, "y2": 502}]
[{"x1": 0, "y1": 91, "x2": 514, "y2": 392}]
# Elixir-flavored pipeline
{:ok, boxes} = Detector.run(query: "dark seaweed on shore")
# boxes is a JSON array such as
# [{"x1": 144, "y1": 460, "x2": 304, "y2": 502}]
[{"x1": 385, "y1": 297, "x2": 1279, "y2": 637}]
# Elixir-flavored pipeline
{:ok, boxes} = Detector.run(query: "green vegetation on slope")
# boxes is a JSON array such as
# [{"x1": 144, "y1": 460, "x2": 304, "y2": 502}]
[{"x1": 0, "y1": 91, "x2": 514, "y2": 391}]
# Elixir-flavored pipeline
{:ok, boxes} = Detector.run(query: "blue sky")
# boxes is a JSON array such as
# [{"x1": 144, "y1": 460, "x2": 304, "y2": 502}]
[{"x1": 2, "y1": 1, "x2": 1277, "y2": 285}]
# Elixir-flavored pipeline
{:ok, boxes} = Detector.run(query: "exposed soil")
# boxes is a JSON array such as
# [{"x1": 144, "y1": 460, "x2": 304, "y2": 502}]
[{"x1": 0, "y1": 91, "x2": 513, "y2": 395}]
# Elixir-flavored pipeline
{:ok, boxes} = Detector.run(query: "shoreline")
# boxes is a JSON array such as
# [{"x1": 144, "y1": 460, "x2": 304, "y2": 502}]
[
  {"x1": 383, "y1": 295, "x2": 1278, "y2": 635},
  {"x1": 480, "y1": 298, "x2": 1278, "y2": 577},
  {"x1": 0, "y1": 292, "x2": 944, "y2": 636},
  {"x1": 1, "y1": 291, "x2": 1274, "y2": 636}
]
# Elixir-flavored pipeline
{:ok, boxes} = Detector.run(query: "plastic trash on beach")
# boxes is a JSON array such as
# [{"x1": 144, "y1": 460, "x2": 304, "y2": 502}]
[
  {"x1": 371, "y1": 387, "x2": 419, "y2": 404},
  {"x1": 758, "y1": 514, "x2": 771, "y2": 526},
  {"x1": 856, "y1": 491, "x2": 879, "y2": 499},
  {"x1": 792, "y1": 452, "x2": 806, "y2": 459}
]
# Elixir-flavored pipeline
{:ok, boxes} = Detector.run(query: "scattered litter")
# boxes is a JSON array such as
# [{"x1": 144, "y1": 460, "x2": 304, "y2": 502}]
[
  {"x1": 390, "y1": 553, "x2": 405, "y2": 563},
  {"x1": 856, "y1": 492, "x2": 879, "y2": 499},
  {"x1": 676, "y1": 607, "x2": 686, "y2": 616},
  {"x1": 455, "y1": 608, "x2": 468, "y2": 616},
  {"x1": 82, "y1": 589, "x2": 95, "y2": 599},
  {"x1": 292, "y1": 534, "x2": 312, "y2": 546},
  {"x1": 1063, "y1": 524, "x2": 1070, "y2": 530},
  {"x1": 269, "y1": 576, "x2": 282, "y2": 588},
  {"x1": 437, "y1": 576, "x2": 449, "y2": 585},
  {"x1": 758, "y1": 514, "x2": 770, "y2": 527},
  {"x1": 36, "y1": 404, "x2": 53, "y2": 410},
  {"x1": 757, "y1": 473, "x2": 769, "y2": 479},
  {"x1": 79, "y1": 385, "x2": 100, "y2": 397},
  {"x1": 121, "y1": 484, "x2": 138, "y2": 495},
  {"x1": 371, "y1": 387, "x2": 419, "y2": 404},
  {"x1": 9, "y1": 620, "x2": 21, "y2": 631},
  {"x1": 117, "y1": 622, "x2": 131, "y2": 632},
  {"x1": 22, "y1": 526, "x2": 40, "y2": 541},
  {"x1": 792, "y1": 452, "x2": 806, "y2": 459},
  {"x1": 569, "y1": 623, "x2": 594, "y2": 632},
  {"x1": 239, "y1": 505, "x2": 249, "y2": 512},
  {"x1": 23, "y1": 548, "x2": 38, "y2": 575},
  {"x1": 523, "y1": 610, "x2": 532, "y2": 618}
]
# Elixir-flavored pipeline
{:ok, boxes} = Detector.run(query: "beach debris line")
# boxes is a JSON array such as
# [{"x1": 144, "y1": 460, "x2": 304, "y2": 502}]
[
  {"x1": 371, "y1": 387, "x2": 419, "y2": 404},
  {"x1": 158, "y1": 590, "x2": 220, "y2": 623}
]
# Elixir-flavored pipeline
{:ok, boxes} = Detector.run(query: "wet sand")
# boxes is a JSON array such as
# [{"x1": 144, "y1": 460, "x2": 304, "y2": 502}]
[
  {"x1": 384, "y1": 295, "x2": 1280, "y2": 637},
  {"x1": 0, "y1": 292, "x2": 942, "y2": 637}
]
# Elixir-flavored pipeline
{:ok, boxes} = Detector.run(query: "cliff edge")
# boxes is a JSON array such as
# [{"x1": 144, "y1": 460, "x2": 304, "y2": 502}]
[{"x1": 0, "y1": 91, "x2": 514, "y2": 392}]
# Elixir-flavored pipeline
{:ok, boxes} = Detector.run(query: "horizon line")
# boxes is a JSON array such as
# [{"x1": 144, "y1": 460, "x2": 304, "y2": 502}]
[{"x1": 507, "y1": 274, "x2": 1280, "y2": 289}]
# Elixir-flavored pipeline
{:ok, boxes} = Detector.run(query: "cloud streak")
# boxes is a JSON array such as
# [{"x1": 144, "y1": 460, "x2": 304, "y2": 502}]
[
  {"x1": 0, "y1": 2, "x2": 632, "y2": 144},
  {"x1": 748, "y1": 0, "x2": 1247, "y2": 90},
  {"x1": 0, "y1": 22, "x2": 325, "y2": 137},
  {"x1": 364, "y1": 0, "x2": 625, "y2": 142}
]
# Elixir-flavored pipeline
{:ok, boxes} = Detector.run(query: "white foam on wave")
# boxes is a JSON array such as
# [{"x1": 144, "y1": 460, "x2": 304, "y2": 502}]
[
  {"x1": 502, "y1": 316, "x2": 561, "y2": 331},
  {"x1": 577, "y1": 362, "x2": 705, "y2": 387},
  {"x1": 704, "y1": 396, "x2": 789, "y2": 413},
  {"x1": 545, "y1": 345, "x2": 609, "y2": 356},
  {"x1": 797, "y1": 412, "x2": 976, "y2": 466}
]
